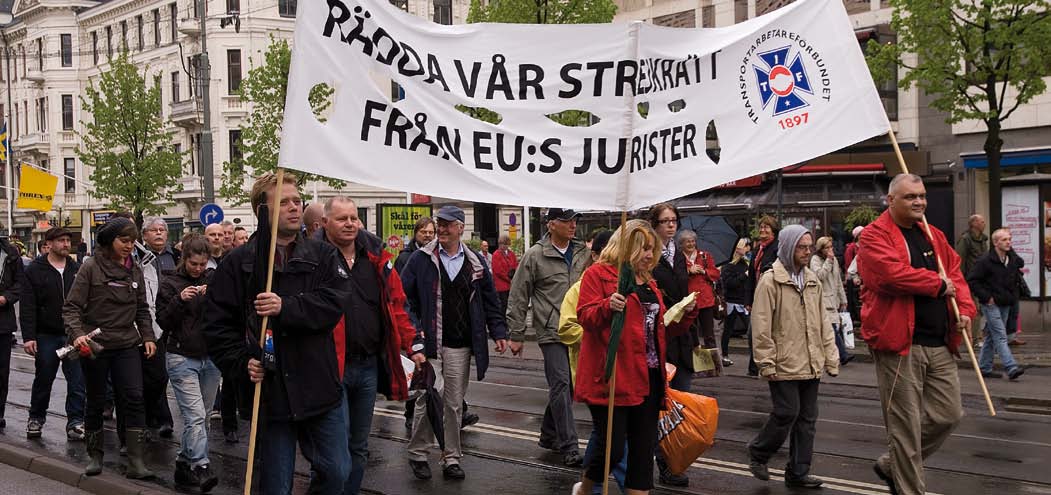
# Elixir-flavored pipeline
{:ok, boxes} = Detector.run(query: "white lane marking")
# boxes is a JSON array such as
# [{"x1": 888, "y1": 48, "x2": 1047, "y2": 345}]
[
  {"x1": 468, "y1": 378, "x2": 1051, "y2": 448},
  {"x1": 374, "y1": 406, "x2": 924, "y2": 495}
]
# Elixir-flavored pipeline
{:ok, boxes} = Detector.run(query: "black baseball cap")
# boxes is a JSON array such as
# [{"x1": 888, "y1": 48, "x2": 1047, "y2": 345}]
[{"x1": 546, "y1": 208, "x2": 581, "y2": 222}]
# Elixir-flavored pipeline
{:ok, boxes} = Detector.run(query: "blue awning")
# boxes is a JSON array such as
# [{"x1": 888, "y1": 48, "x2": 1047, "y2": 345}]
[{"x1": 963, "y1": 148, "x2": 1051, "y2": 168}]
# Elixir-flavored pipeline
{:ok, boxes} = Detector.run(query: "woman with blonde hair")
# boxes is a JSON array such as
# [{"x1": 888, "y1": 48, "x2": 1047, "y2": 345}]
[
  {"x1": 572, "y1": 220, "x2": 698, "y2": 495},
  {"x1": 810, "y1": 236, "x2": 851, "y2": 365},
  {"x1": 720, "y1": 238, "x2": 752, "y2": 367}
]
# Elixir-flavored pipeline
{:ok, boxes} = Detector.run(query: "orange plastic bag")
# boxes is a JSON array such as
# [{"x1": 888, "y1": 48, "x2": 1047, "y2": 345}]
[{"x1": 657, "y1": 368, "x2": 719, "y2": 475}]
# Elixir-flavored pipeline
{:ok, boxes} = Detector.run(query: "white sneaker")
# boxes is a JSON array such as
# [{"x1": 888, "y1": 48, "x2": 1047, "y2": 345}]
[{"x1": 571, "y1": 482, "x2": 583, "y2": 495}]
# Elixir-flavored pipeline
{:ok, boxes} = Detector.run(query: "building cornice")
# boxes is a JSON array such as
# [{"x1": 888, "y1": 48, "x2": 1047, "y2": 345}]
[{"x1": 78, "y1": 0, "x2": 157, "y2": 27}]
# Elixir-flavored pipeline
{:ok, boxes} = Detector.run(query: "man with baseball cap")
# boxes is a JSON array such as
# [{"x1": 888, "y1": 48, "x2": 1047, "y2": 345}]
[
  {"x1": 21, "y1": 227, "x2": 86, "y2": 440},
  {"x1": 400, "y1": 205, "x2": 509, "y2": 481},
  {"x1": 507, "y1": 207, "x2": 590, "y2": 467}
]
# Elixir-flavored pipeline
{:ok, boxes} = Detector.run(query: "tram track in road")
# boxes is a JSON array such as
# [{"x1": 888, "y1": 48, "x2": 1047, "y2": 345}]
[{"x1": 8, "y1": 353, "x2": 1051, "y2": 494}]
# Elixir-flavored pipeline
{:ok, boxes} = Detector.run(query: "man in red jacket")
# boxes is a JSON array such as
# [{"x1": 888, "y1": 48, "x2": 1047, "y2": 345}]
[{"x1": 858, "y1": 174, "x2": 976, "y2": 495}]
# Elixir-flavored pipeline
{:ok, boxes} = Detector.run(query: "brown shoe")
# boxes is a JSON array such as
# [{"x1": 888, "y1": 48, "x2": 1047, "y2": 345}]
[{"x1": 1008, "y1": 339, "x2": 1026, "y2": 346}]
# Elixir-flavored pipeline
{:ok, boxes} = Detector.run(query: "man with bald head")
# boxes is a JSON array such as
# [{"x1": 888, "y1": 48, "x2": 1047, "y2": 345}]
[
  {"x1": 204, "y1": 224, "x2": 225, "y2": 270},
  {"x1": 303, "y1": 202, "x2": 326, "y2": 239},
  {"x1": 858, "y1": 174, "x2": 976, "y2": 495}
]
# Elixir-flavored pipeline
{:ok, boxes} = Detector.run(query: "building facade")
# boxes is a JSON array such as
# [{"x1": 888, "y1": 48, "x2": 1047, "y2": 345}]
[{"x1": 0, "y1": 0, "x2": 473, "y2": 250}]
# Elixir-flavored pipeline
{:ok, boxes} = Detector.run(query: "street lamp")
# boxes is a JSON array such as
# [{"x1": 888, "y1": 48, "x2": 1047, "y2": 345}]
[{"x1": 48, "y1": 201, "x2": 72, "y2": 228}]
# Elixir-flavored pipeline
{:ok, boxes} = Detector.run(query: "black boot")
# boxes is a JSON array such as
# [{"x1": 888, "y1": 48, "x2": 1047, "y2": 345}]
[
  {"x1": 193, "y1": 464, "x2": 219, "y2": 493},
  {"x1": 657, "y1": 455, "x2": 689, "y2": 487},
  {"x1": 124, "y1": 428, "x2": 156, "y2": 479},
  {"x1": 174, "y1": 459, "x2": 198, "y2": 486},
  {"x1": 84, "y1": 429, "x2": 104, "y2": 476}
]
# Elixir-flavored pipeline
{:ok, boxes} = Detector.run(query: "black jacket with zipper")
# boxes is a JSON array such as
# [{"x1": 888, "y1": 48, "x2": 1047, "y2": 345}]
[
  {"x1": 653, "y1": 248, "x2": 699, "y2": 372},
  {"x1": 967, "y1": 249, "x2": 1024, "y2": 307},
  {"x1": 156, "y1": 267, "x2": 213, "y2": 359},
  {"x1": 199, "y1": 233, "x2": 351, "y2": 422},
  {"x1": 20, "y1": 255, "x2": 80, "y2": 342},
  {"x1": 0, "y1": 238, "x2": 24, "y2": 334}
]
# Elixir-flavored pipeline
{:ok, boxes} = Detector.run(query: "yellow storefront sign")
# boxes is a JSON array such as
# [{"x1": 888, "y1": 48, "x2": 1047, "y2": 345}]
[{"x1": 17, "y1": 166, "x2": 59, "y2": 212}]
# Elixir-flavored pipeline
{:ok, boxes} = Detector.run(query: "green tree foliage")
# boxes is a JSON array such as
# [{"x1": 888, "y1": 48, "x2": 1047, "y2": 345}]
[
  {"x1": 866, "y1": 0, "x2": 1051, "y2": 229},
  {"x1": 844, "y1": 205, "x2": 879, "y2": 231},
  {"x1": 220, "y1": 37, "x2": 342, "y2": 206},
  {"x1": 464, "y1": 0, "x2": 617, "y2": 126},
  {"x1": 77, "y1": 52, "x2": 184, "y2": 228}
]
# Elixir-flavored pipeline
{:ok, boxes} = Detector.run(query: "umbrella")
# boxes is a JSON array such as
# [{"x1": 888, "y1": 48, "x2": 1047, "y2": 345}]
[
  {"x1": 677, "y1": 215, "x2": 740, "y2": 265},
  {"x1": 409, "y1": 361, "x2": 446, "y2": 450}
]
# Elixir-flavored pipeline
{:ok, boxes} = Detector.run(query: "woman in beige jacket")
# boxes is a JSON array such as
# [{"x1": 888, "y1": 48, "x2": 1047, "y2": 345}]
[{"x1": 810, "y1": 236, "x2": 852, "y2": 365}]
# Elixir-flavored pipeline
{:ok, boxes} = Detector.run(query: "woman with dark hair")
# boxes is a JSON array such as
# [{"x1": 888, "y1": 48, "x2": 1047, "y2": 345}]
[
  {"x1": 646, "y1": 202, "x2": 694, "y2": 486},
  {"x1": 156, "y1": 234, "x2": 220, "y2": 491},
  {"x1": 64, "y1": 217, "x2": 156, "y2": 478},
  {"x1": 573, "y1": 220, "x2": 697, "y2": 495}
]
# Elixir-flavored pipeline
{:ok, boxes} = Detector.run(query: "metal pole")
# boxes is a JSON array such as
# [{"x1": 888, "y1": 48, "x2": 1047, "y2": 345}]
[
  {"x1": 4, "y1": 44, "x2": 13, "y2": 236},
  {"x1": 776, "y1": 169, "x2": 783, "y2": 224},
  {"x1": 199, "y1": 0, "x2": 215, "y2": 204}
]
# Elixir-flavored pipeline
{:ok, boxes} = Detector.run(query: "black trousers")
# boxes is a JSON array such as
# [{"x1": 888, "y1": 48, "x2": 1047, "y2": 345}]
[
  {"x1": 116, "y1": 341, "x2": 172, "y2": 444},
  {"x1": 0, "y1": 334, "x2": 12, "y2": 419},
  {"x1": 748, "y1": 378, "x2": 820, "y2": 479},
  {"x1": 142, "y1": 340, "x2": 173, "y2": 428},
  {"x1": 696, "y1": 306, "x2": 716, "y2": 349},
  {"x1": 585, "y1": 368, "x2": 663, "y2": 490},
  {"x1": 83, "y1": 347, "x2": 146, "y2": 432}
]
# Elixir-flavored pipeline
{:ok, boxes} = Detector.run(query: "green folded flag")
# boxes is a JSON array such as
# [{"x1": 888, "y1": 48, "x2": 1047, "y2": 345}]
[{"x1": 604, "y1": 262, "x2": 636, "y2": 381}]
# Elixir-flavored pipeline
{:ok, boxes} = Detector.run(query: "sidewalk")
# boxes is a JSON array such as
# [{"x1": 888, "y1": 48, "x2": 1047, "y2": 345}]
[{"x1": 0, "y1": 441, "x2": 169, "y2": 495}]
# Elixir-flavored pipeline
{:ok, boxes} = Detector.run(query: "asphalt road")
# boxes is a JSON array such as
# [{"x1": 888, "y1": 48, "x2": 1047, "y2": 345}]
[{"x1": 2, "y1": 346, "x2": 1051, "y2": 495}]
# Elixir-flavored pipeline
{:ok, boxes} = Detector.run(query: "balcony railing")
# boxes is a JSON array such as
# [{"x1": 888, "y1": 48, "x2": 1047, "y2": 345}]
[{"x1": 170, "y1": 97, "x2": 202, "y2": 127}]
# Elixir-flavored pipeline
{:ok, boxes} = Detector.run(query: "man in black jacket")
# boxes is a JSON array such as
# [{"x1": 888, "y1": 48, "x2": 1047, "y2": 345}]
[
  {"x1": 0, "y1": 235, "x2": 24, "y2": 429},
  {"x1": 200, "y1": 172, "x2": 352, "y2": 495},
  {"x1": 966, "y1": 228, "x2": 1025, "y2": 381},
  {"x1": 21, "y1": 228, "x2": 85, "y2": 440}
]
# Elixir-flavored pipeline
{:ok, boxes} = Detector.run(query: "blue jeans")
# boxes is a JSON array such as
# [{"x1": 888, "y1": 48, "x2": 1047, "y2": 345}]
[
  {"x1": 166, "y1": 353, "x2": 221, "y2": 467},
  {"x1": 29, "y1": 334, "x2": 86, "y2": 428},
  {"x1": 583, "y1": 429, "x2": 627, "y2": 494},
  {"x1": 259, "y1": 393, "x2": 350, "y2": 495},
  {"x1": 343, "y1": 356, "x2": 379, "y2": 495},
  {"x1": 979, "y1": 304, "x2": 1019, "y2": 374}
]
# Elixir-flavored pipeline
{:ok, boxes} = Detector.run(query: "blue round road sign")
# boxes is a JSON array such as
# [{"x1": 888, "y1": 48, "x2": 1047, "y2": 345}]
[{"x1": 199, "y1": 203, "x2": 224, "y2": 225}]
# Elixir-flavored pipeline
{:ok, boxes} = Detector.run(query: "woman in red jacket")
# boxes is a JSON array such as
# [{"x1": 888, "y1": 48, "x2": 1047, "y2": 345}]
[
  {"x1": 572, "y1": 219, "x2": 697, "y2": 495},
  {"x1": 491, "y1": 234, "x2": 518, "y2": 315}
]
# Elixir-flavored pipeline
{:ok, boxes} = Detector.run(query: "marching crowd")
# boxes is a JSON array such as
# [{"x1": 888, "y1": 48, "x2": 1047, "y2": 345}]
[{"x1": 0, "y1": 171, "x2": 1029, "y2": 495}]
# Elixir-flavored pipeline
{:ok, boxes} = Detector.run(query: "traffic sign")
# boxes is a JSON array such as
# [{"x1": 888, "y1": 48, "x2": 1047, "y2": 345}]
[{"x1": 199, "y1": 203, "x2": 224, "y2": 225}]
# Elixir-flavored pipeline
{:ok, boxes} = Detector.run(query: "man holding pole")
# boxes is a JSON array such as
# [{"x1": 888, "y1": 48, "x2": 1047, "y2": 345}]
[
  {"x1": 858, "y1": 173, "x2": 976, "y2": 495},
  {"x1": 200, "y1": 172, "x2": 352, "y2": 495}
]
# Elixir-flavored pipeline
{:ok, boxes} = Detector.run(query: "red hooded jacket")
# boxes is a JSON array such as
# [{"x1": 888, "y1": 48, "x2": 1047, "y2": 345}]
[
  {"x1": 857, "y1": 211, "x2": 976, "y2": 356},
  {"x1": 575, "y1": 263, "x2": 698, "y2": 407},
  {"x1": 331, "y1": 233, "x2": 421, "y2": 401}
]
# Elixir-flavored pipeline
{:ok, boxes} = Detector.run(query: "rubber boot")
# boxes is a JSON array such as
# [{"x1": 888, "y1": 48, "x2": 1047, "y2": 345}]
[
  {"x1": 124, "y1": 428, "x2": 155, "y2": 479},
  {"x1": 84, "y1": 429, "x2": 104, "y2": 476}
]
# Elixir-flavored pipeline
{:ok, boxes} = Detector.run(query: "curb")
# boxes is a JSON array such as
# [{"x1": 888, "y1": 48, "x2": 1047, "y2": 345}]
[{"x1": 0, "y1": 442, "x2": 171, "y2": 495}]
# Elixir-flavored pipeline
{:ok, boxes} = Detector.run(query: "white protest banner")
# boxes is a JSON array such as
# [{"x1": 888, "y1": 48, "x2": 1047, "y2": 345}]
[{"x1": 280, "y1": 0, "x2": 890, "y2": 210}]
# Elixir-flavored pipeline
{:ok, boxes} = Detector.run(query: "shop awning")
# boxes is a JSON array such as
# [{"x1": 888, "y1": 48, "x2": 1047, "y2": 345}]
[
  {"x1": 783, "y1": 163, "x2": 884, "y2": 175},
  {"x1": 962, "y1": 148, "x2": 1051, "y2": 169}
]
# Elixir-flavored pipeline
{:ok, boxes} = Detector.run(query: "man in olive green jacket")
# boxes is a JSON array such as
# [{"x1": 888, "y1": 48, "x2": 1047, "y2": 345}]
[
  {"x1": 506, "y1": 208, "x2": 589, "y2": 467},
  {"x1": 956, "y1": 214, "x2": 989, "y2": 343},
  {"x1": 748, "y1": 225, "x2": 838, "y2": 490}
]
